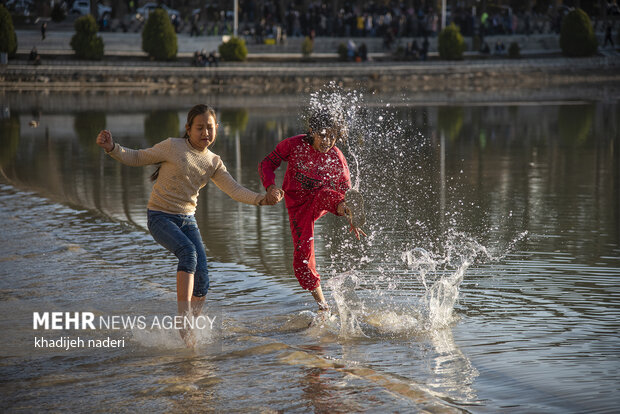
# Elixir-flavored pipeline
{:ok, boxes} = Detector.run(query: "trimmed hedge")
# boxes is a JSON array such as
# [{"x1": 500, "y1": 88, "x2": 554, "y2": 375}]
[
  {"x1": 508, "y1": 41, "x2": 521, "y2": 58},
  {"x1": 70, "y1": 15, "x2": 104, "y2": 60},
  {"x1": 0, "y1": 4, "x2": 18, "y2": 58},
  {"x1": 438, "y1": 23, "x2": 465, "y2": 60},
  {"x1": 337, "y1": 42, "x2": 347, "y2": 61},
  {"x1": 301, "y1": 36, "x2": 313, "y2": 58},
  {"x1": 560, "y1": 8, "x2": 597, "y2": 57},
  {"x1": 218, "y1": 37, "x2": 247, "y2": 61},
  {"x1": 142, "y1": 8, "x2": 178, "y2": 61}
]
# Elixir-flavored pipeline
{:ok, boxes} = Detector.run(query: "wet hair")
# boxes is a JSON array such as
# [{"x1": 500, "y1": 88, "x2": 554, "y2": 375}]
[
  {"x1": 305, "y1": 109, "x2": 347, "y2": 145},
  {"x1": 150, "y1": 104, "x2": 217, "y2": 182}
]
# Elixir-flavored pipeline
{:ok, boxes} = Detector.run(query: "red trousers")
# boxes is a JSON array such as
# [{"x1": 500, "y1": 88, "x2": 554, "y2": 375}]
[{"x1": 286, "y1": 187, "x2": 344, "y2": 291}]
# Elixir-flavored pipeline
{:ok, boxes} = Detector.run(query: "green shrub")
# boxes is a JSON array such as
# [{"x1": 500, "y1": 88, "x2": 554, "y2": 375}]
[
  {"x1": 51, "y1": 3, "x2": 66, "y2": 22},
  {"x1": 472, "y1": 35, "x2": 481, "y2": 52},
  {"x1": 142, "y1": 8, "x2": 178, "y2": 61},
  {"x1": 438, "y1": 23, "x2": 465, "y2": 60},
  {"x1": 560, "y1": 8, "x2": 597, "y2": 57},
  {"x1": 301, "y1": 36, "x2": 313, "y2": 58},
  {"x1": 218, "y1": 36, "x2": 247, "y2": 61},
  {"x1": 337, "y1": 43, "x2": 347, "y2": 61},
  {"x1": 0, "y1": 4, "x2": 18, "y2": 58},
  {"x1": 508, "y1": 41, "x2": 521, "y2": 58},
  {"x1": 70, "y1": 15, "x2": 104, "y2": 60}
]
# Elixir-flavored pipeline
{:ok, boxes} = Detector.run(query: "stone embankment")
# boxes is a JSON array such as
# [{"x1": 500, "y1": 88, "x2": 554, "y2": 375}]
[{"x1": 2, "y1": 57, "x2": 619, "y2": 98}]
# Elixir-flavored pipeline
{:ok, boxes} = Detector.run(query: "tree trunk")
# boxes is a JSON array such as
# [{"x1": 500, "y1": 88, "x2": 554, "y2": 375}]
[{"x1": 111, "y1": 0, "x2": 125, "y2": 20}]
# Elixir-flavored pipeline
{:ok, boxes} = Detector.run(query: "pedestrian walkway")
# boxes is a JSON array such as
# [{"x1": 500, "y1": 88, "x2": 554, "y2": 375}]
[
  {"x1": 599, "y1": 48, "x2": 620, "y2": 57},
  {"x1": 15, "y1": 29, "x2": 569, "y2": 62}
]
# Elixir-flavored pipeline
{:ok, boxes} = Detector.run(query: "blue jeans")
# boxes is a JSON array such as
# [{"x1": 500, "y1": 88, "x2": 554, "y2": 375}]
[{"x1": 147, "y1": 210, "x2": 209, "y2": 297}]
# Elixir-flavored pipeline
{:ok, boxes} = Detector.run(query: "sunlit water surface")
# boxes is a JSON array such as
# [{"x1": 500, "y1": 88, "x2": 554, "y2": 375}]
[{"x1": 0, "y1": 92, "x2": 619, "y2": 413}]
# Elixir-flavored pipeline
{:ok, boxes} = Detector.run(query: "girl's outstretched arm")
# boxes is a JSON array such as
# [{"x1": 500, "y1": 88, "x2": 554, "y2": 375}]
[
  {"x1": 96, "y1": 130, "x2": 169, "y2": 167},
  {"x1": 259, "y1": 136, "x2": 294, "y2": 190},
  {"x1": 212, "y1": 160, "x2": 266, "y2": 206}
]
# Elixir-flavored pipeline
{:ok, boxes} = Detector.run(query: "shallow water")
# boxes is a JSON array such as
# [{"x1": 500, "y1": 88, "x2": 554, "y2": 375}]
[{"x1": 0, "y1": 94, "x2": 619, "y2": 413}]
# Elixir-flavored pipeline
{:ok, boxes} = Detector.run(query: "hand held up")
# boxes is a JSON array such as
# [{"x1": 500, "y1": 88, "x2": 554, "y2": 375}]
[
  {"x1": 338, "y1": 202, "x2": 367, "y2": 240},
  {"x1": 96, "y1": 130, "x2": 115, "y2": 152}
]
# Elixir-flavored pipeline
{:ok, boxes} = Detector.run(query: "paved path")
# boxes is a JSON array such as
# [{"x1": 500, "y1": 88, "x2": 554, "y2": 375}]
[
  {"x1": 16, "y1": 29, "x2": 572, "y2": 60},
  {"x1": 6, "y1": 27, "x2": 618, "y2": 100},
  {"x1": 17, "y1": 30, "x2": 223, "y2": 57}
]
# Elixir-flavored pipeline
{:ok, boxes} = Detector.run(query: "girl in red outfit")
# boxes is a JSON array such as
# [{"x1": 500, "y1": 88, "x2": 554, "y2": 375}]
[{"x1": 259, "y1": 110, "x2": 365, "y2": 313}]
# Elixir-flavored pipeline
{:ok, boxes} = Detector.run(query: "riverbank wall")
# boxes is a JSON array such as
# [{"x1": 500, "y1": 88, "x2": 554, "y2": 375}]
[{"x1": 2, "y1": 57, "x2": 619, "y2": 99}]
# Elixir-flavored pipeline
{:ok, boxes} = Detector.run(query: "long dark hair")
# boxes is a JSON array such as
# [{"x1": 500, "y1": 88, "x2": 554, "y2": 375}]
[{"x1": 150, "y1": 104, "x2": 217, "y2": 182}]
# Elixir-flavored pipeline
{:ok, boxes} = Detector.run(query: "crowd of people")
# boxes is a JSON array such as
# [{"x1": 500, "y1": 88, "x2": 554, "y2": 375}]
[
  {"x1": 66, "y1": 0, "x2": 618, "y2": 51},
  {"x1": 192, "y1": 49, "x2": 218, "y2": 67},
  {"x1": 221, "y1": 1, "x2": 617, "y2": 45}
]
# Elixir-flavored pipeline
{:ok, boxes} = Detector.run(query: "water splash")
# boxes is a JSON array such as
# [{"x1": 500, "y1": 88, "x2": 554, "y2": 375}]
[
  {"x1": 305, "y1": 84, "x2": 528, "y2": 339},
  {"x1": 307, "y1": 82, "x2": 364, "y2": 190},
  {"x1": 402, "y1": 231, "x2": 491, "y2": 330},
  {"x1": 130, "y1": 322, "x2": 217, "y2": 350},
  {"x1": 327, "y1": 271, "x2": 369, "y2": 338},
  {"x1": 325, "y1": 231, "x2": 493, "y2": 338}
]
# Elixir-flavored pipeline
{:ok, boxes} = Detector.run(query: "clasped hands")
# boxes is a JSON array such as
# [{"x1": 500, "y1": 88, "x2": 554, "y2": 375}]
[{"x1": 262, "y1": 185, "x2": 285, "y2": 206}]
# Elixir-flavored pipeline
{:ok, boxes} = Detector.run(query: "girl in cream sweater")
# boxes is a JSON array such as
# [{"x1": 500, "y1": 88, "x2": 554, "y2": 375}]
[{"x1": 96, "y1": 104, "x2": 282, "y2": 345}]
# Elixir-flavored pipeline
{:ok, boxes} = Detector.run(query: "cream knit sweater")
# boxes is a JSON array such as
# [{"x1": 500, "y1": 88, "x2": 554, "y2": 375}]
[{"x1": 107, "y1": 138, "x2": 264, "y2": 214}]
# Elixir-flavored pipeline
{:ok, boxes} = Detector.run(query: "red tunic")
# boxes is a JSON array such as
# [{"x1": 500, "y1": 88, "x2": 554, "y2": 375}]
[{"x1": 259, "y1": 134, "x2": 351, "y2": 290}]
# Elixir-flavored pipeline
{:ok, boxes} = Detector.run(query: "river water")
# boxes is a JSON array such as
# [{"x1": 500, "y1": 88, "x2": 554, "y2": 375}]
[{"x1": 0, "y1": 92, "x2": 618, "y2": 413}]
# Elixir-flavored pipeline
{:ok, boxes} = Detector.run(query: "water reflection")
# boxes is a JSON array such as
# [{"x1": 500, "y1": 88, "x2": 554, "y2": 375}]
[
  {"x1": 219, "y1": 108, "x2": 249, "y2": 135},
  {"x1": 1, "y1": 102, "x2": 618, "y2": 272},
  {"x1": 0, "y1": 114, "x2": 19, "y2": 171},
  {"x1": 74, "y1": 111, "x2": 107, "y2": 157},
  {"x1": 437, "y1": 106, "x2": 464, "y2": 142},
  {"x1": 144, "y1": 111, "x2": 181, "y2": 145},
  {"x1": 558, "y1": 104, "x2": 594, "y2": 146},
  {"x1": 428, "y1": 328, "x2": 479, "y2": 402}
]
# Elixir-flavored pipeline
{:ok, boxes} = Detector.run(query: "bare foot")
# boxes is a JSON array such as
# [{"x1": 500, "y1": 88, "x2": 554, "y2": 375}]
[{"x1": 180, "y1": 328, "x2": 196, "y2": 348}]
